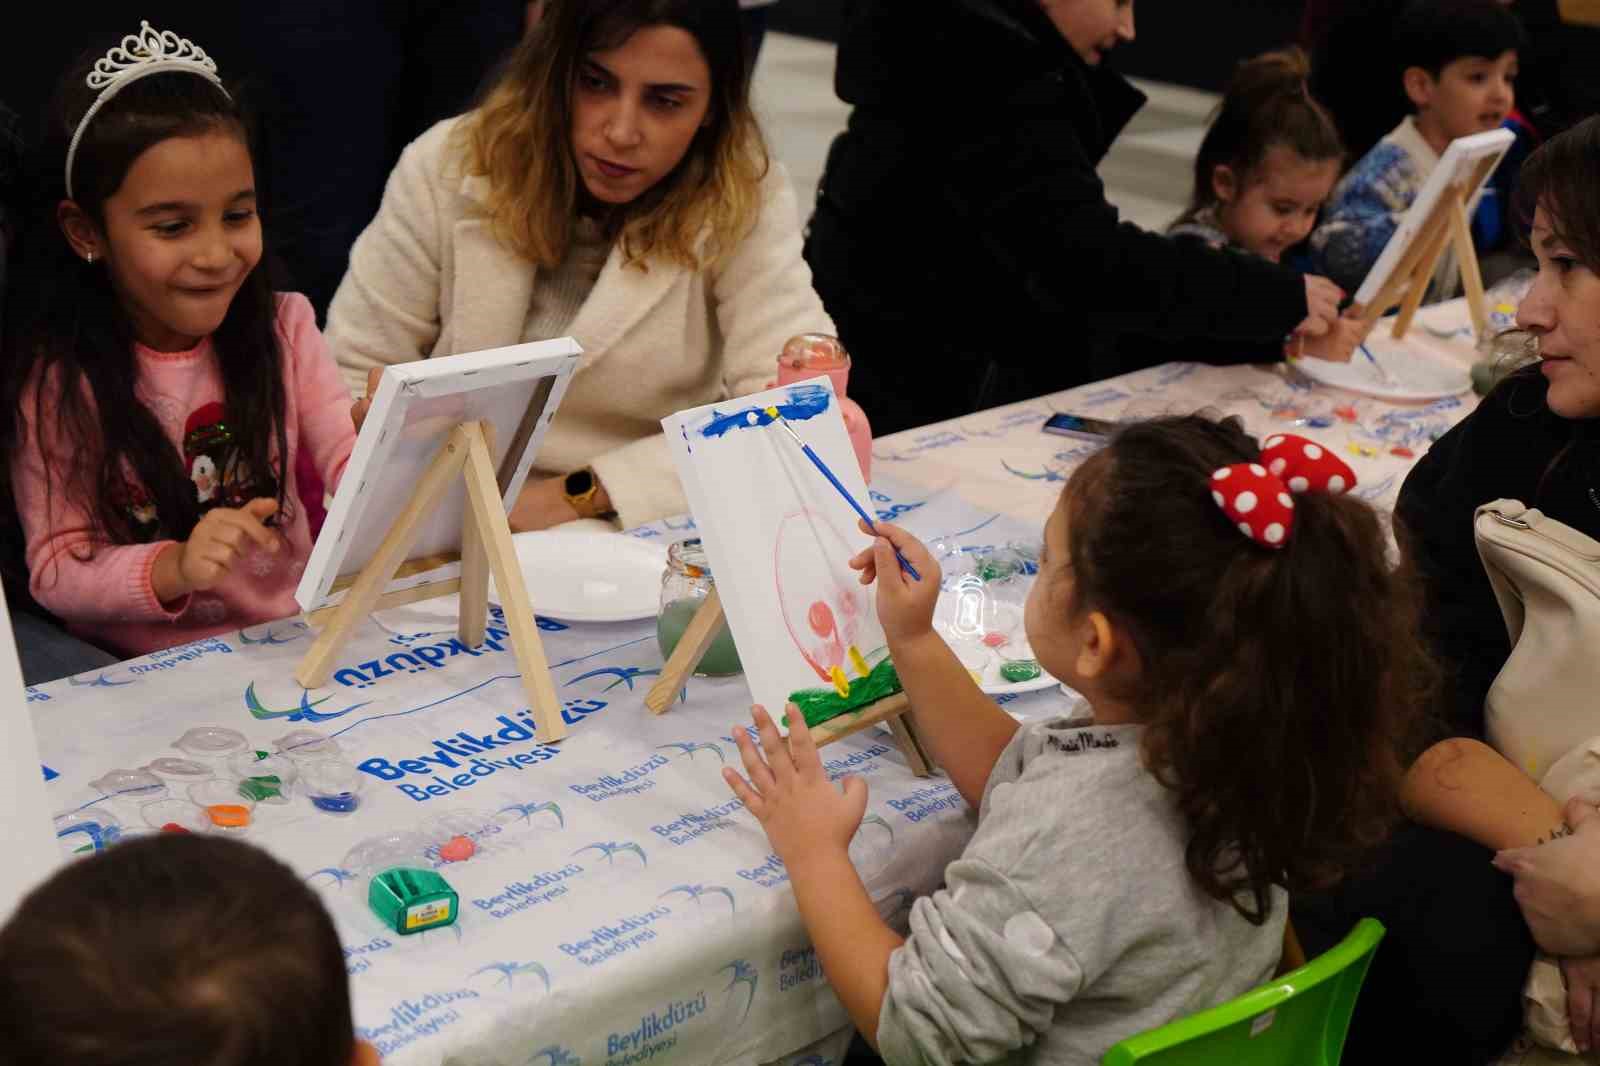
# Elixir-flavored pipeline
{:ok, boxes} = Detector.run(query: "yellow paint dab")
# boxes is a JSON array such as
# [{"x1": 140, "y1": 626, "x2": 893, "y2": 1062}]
[
  {"x1": 764, "y1": 406, "x2": 779, "y2": 418},
  {"x1": 830, "y1": 666, "x2": 851, "y2": 698},
  {"x1": 848, "y1": 645, "x2": 869, "y2": 677}
]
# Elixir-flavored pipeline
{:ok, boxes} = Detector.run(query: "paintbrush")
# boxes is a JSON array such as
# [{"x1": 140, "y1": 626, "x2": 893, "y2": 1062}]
[
  {"x1": 1359, "y1": 343, "x2": 1396, "y2": 385},
  {"x1": 765, "y1": 410, "x2": 922, "y2": 581}
]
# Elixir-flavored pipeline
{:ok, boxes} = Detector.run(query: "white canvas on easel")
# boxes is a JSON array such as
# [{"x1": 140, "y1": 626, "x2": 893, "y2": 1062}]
[
  {"x1": 293, "y1": 340, "x2": 582, "y2": 742},
  {"x1": 297, "y1": 339, "x2": 581, "y2": 613},
  {"x1": 661, "y1": 379, "x2": 890, "y2": 714},
  {"x1": 0, "y1": 588, "x2": 63, "y2": 922},
  {"x1": 1354, "y1": 127, "x2": 1515, "y2": 340}
]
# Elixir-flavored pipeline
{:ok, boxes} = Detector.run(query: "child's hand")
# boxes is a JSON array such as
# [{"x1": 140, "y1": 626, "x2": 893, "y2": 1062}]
[
  {"x1": 350, "y1": 367, "x2": 383, "y2": 432},
  {"x1": 723, "y1": 704, "x2": 868, "y2": 869},
  {"x1": 1296, "y1": 275, "x2": 1345, "y2": 337},
  {"x1": 848, "y1": 520, "x2": 939, "y2": 643},
  {"x1": 177, "y1": 498, "x2": 280, "y2": 592},
  {"x1": 1298, "y1": 313, "x2": 1372, "y2": 363}
]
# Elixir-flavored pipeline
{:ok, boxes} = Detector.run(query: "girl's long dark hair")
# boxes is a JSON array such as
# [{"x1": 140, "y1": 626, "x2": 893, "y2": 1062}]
[
  {"x1": 2, "y1": 46, "x2": 287, "y2": 562},
  {"x1": 1060, "y1": 416, "x2": 1435, "y2": 923}
]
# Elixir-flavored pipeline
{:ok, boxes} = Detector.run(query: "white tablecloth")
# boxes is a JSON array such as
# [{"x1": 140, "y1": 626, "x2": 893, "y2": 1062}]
[{"x1": 27, "y1": 350, "x2": 1480, "y2": 1066}]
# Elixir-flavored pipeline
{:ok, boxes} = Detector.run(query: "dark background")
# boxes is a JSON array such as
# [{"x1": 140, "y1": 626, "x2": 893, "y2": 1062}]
[{"x1": 769, "y1": 2, "x2": 1305, "y2": 92}]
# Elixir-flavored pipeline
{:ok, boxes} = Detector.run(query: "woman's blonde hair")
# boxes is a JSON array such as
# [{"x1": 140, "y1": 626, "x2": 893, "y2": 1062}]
[{"x1": 462, "y1": 0, "x2": 768, "y2": 271}]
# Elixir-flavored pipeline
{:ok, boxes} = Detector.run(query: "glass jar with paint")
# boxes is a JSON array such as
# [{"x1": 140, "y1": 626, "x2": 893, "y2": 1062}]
[
  {"x1": 656, "y1": 538, "x2": 742, "y2": 676},
  {"x1": 777, "y1": 333, "x2": 872, "y2": 480}
]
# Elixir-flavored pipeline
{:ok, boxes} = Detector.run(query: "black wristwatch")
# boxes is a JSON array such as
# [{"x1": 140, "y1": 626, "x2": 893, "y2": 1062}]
[{"x1": 562, "y1": 467, "x2": 616, "y2": 520}]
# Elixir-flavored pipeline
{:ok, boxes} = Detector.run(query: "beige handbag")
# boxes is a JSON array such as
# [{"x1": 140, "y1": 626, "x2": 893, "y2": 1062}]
[{"x1": 1474, "y1": 499, "x2": 1600, "y2": 784}]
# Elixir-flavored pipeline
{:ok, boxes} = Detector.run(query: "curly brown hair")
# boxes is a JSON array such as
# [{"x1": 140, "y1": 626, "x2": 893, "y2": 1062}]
[{"x1": 1060, "y1": 415, "x2": 1435, "y2": 923}]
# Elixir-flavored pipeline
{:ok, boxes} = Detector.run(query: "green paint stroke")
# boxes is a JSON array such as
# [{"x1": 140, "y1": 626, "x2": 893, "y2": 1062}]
[{"x1": 784, "y1": 656, "x2": 904, "y2": 729}]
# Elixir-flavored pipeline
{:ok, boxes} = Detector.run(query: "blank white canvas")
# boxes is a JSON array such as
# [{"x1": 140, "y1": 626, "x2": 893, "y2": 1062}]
[
  {"x1": 663, "y1": 379, "x2": 889, "y2": 715},
  {"x1": 1355, "y1": 127, "x2": 1515, "y2": 308},
  {"x1": 297, "y1": 340, "x2": 582, "y2": 613},
  {"x1": 0, "y1": 585, "x2": 63, "y2": 921}
]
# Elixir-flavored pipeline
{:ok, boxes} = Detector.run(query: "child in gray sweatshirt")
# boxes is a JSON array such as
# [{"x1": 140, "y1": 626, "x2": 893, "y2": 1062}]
[{"x1": 724, "y1": 415, "x2": 1432, "y2": 1065}]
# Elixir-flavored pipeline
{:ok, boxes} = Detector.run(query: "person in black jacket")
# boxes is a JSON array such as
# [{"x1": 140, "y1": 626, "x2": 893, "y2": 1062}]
[
  {"x1": 1295, "y1": 116, "x2": 1600, "y2": 1063},
  {"x1": 804, "y1": 0, "x2": 1344, "y2": 434}
]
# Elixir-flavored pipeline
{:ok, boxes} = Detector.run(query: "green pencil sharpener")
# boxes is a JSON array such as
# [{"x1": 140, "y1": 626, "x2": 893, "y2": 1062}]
[{"x1": 369, "y1": 867, "x2": 458, "y2": 936}]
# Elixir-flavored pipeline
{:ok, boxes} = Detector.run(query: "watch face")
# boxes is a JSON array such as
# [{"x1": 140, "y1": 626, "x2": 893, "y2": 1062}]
[{"x1": 565, "y1": 469, "x2": 594, "y2": 496}]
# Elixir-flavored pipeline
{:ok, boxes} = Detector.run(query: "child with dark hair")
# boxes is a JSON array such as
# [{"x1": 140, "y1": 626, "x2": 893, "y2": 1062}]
[
  {"x1": 2, "y1": 21, "x2": 356, "y2": 657},
  {"x1": 723, "y1": 414, "x2": 1434, "y2": 1064},
  {"x1": 1171, "y1": 47, "x2": 1370, "y2": 362},
  {"x1": 0, "y1": 834, "x2": 378, "y2": 1066},
  {"x1": 1311, "y1": 0, "x2": 1525, "y2": 295}
]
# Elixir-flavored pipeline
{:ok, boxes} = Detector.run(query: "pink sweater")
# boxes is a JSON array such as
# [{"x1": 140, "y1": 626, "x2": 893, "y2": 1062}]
[{"x1": 12, "y1": 293, "x2": 356, "y2": 657}]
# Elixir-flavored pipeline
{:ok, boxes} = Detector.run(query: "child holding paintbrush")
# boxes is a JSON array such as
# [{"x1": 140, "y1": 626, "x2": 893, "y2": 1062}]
[{"x1": 723, "y1": 415, "x2": 1432, "y2": 1064}]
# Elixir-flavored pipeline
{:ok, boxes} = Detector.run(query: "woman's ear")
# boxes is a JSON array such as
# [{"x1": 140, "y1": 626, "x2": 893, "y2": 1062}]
[
  {"x1": 1211, "y1": 164, "x2": 1238, "y2": 206},
  {"x1": 56, "y1": 200, "x2": 101, "y2": 262}
]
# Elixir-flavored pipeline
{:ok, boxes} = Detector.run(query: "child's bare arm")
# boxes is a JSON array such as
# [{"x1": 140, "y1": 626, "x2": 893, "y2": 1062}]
[
  {"x1": 1402, "y1": 737, "x2": 1566, "y2": 850},
  {"x1": 851, "y1": 522, "x2": 1020, "y2": 809}
]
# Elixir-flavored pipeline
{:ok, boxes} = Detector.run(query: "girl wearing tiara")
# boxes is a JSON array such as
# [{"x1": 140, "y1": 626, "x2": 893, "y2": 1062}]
[
  {"x1": 327, "y1": 0, "x2": 832, "y2": 532},
  {"x1": 2, "y1": 22, "x2": 356, "y2": 657},
  {"x1": 724, "y1": 416, "x2": 1433, "y2": 1064}
]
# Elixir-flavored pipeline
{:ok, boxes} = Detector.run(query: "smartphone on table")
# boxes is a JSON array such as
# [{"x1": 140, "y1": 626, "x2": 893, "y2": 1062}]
[{"x1": 1041, "y1": 413, "x2": 1118, "y2": 442}]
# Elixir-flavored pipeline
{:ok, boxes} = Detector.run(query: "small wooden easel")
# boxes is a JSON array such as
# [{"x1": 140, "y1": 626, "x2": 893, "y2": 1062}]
[
  {"x1": 295, "y1": 419, "x2": 567, "y2": 742},
  {"x1": 642, "y1": 589, "x2": 934, "y2": 777},
  {"x1": 1358, "y1": 159, "x2": 1497, "y2": 343}
]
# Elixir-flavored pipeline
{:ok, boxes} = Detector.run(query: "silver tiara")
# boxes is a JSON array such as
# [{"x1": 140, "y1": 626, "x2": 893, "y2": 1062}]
[{"x1": 65, "y1": 20, "x2": 231, "y2": 200}]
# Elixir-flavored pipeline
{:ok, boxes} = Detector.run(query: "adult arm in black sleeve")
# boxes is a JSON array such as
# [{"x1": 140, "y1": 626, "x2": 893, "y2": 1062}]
[{"x1": 938, "y1": 76, "x2": 1309, "y2": 347}]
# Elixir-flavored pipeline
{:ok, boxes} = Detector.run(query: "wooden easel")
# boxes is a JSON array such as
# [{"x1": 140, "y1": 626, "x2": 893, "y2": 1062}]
[
  {"x1": 642, "y1": 589, "x2": 934, "y2": 777},
  {"x1": 295, "y1": 419, "x2": 567, "y2": 742},
  {"x1": 1358, "y1": 159, "x2": 1497, "y2": 343}
]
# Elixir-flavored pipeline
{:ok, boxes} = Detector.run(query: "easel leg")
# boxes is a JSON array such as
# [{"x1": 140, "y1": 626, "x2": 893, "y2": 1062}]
[
  {"x1": 457, "y1": 424, "x2": 494, "y2": 649},
  {"x1": 1392, "y1": 219, "x2": 1455, "y2": 339},
  {"x1": 295, "y1": 429, "x2": 471, "y2": 689},
  {"x1": 1449, "y1": 194, "x2": 1490, "y2": 340},
  {"x1": 460, "y1": 423, "x2": 568, "y2": 743},
  {"x1": 644, "y1": 588, "x2": 727, "y2": 715},
  {"x1": 885, "y1": 712, "x2": 934, "y2": 778}
]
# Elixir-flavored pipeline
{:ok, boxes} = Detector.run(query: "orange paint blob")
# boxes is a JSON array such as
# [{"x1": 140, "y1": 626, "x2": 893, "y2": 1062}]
[{"x1": 206, "y1": 804, "x2": 251, "y2": 828}]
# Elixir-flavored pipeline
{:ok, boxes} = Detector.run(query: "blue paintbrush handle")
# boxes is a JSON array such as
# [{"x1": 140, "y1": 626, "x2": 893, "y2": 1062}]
[{"x1": 799, "y1": 442, "x2": 922, "y2": 582}]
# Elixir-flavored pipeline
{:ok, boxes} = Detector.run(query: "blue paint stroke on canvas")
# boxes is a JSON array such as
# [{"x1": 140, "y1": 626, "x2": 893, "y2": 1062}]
[{"x1": 697, "y1": 383, "x2": 831, "y2": 438}]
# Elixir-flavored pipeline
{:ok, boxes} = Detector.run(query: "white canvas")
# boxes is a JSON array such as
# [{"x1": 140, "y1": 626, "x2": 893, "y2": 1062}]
[
  {"x1": 1354, "y1": 127, "x2": 1515, "y2": 309},
  {"x1": 297, "y1": 340, "x2": 582, "y2": 613},
  {"x1": 663, "y1": 379, "x2": 889, "y2": 716},
  {"x1": 0, "y1": 586, "x2": 63, "y2": 921}
]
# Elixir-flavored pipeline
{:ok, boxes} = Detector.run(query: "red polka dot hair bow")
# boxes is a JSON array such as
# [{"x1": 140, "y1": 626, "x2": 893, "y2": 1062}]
[{"x1": 1209, "y1": 434, "x2": 1357, "y2": 549}]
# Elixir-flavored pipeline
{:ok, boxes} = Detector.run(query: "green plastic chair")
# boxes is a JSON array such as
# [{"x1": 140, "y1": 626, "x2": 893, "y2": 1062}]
[{"x1": 1101, "y1": 919, "x2": 1385, "y2": 1066}]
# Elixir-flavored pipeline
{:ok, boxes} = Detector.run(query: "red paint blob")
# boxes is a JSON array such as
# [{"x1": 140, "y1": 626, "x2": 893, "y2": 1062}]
[
  {"x1": 982, "y1": 632, "x2": 1009, "y2": 648},
  {"x1": 161, "y1": 822, "x2": 190, "y2": 834},
  {"x1": 807, "y1": 601, "x2": 835, "y2": 638},
  {"x1": 438, "y1": 835, "x2": 477, "y2": 863}
]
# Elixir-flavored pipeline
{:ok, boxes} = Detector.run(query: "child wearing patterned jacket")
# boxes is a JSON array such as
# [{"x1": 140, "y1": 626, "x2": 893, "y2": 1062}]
[
  {"x1": 724, "y1": 416, "x2": 1434, "y2": 1065},
  {"x1": 4, "y1": 23, "x2": 355, "y2": 657},
  {"x1": 1310, "y1": 0, "x2": 1524, "y2": 296}
]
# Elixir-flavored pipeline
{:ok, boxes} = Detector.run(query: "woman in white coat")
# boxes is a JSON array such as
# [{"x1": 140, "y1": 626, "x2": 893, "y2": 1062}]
[{"x1": 327, "y1": 0, "x2": 831, "y2": 531}]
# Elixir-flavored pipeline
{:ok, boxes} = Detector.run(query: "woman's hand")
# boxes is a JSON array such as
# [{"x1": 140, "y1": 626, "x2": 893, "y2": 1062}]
[
  {"x1": 155, "y1": 498, "x2": 280, "y2": 603},
  {"x1": 1298, "y1": 312, "x2": 1373, "y2": 363},
  {"x1": 723, "y1": 704, "x2": 868, "y2": 870},
  {"x1": 1495, "y1": 798, "x2": 1600, "y2": 956},
  {"x1": 1564, "y1": 953, "x2": 1600, "y2": 1053},
  {"x1": 847, "y1": 520, "x2": 940, "y2": 644}
]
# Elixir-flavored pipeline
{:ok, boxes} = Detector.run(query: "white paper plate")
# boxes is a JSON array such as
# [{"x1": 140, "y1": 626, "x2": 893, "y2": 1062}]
[
  {"x1": 1290, "y1": 340, "x2": 1471, "y2": 402},
  {"x1": 488, "y1": 531, "x2": 668, "y2": 623},
  {"x1": 374, "y1": 532, "x2": 668, "y2": 629}
]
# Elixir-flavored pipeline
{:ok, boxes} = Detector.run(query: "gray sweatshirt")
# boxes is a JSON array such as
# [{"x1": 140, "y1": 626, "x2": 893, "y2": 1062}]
[{"x1": 876, "y1": 718, "x2": 1285, "y2": 1065}]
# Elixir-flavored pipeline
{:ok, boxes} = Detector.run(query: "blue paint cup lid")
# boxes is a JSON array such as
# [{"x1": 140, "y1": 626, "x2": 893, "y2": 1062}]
[{"x1": 90, "y1": 768, "x2": 168, "y2": 801}]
